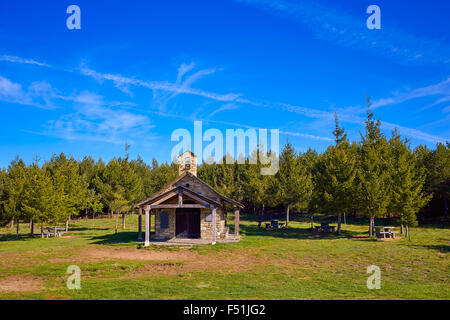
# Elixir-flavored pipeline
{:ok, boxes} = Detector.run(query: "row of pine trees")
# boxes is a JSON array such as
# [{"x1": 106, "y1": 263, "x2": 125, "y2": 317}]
[{"x1": 0, "y1": 103, "x2": 449, "y2": 238}]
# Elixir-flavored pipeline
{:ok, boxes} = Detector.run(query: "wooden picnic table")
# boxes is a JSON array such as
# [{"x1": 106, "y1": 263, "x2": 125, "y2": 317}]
[
  {"x1": 375, "y1": 226, "x2": 398, "y2": 239},
  {"x1": 43, "y1": 227, "x2": 67, "y2": 238},
  {"x1": 265, "y1": 220, "x2": 286, "y2": 230},
  {"x1": 314, "y1": 223, "x2": 336, "y2": 233}
]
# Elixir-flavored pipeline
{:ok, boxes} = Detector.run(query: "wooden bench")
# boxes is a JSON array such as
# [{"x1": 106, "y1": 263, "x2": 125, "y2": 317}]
[
  {"x1": 390, "y1": 231, "x2": 399, "y2": 238},
  {"x1": 314, "y1": 224, "x2": 336, "y2": 233},
  {"x1": 42, "y1": 229, "x2": 52, "y2": 238},
  {"x1": 376, "y1": 231, "x2": 390, "y2": 238},
  {"x1": 44, "y1": 227, "x2": 66, "y2": 238}
]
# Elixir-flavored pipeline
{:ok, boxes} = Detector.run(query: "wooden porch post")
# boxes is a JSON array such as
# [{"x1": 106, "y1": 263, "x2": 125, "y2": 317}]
[
  {"x1": 212, "y1": 207, "x2": 217, "y2": 245},
  {"x1": 150, "y1": 210, "x2": 153, "y2": 239},
  {"x1": 144, "y1": 206, "x2": 150, "y2": 247},
  {"x1": 178, "y1": 187, "x2": 183, "y2": 206},
  {"x1": 234, "y1": 207, "x2": 240, "y2": 239},
  {"x1": 138, "y1": 207, "x2": 143, "y2": 241}
]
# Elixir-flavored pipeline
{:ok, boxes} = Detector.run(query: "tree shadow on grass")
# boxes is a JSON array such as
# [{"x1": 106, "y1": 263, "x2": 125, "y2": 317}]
[
  {"x1": 89, "y1": 231, "x2": 140, "y2": 245},
  {"x1": 69, "y1": 227, "x2": 110, "y2": 232},
  {"x1": 240, "y1": 213, "x2": 401, "y2": 228},
  {"x1": 408, "y1": 244, "x2": 450, "y2": 254},
  {"x1": 240, "y1": 224, "x2": 360, "y2": 240},
  {"x1": 416, "y1": 221, "x2": 450, "y2": 230},
  {"x1": 0, "y1": 234, "x2": 32, "y2": 241}
]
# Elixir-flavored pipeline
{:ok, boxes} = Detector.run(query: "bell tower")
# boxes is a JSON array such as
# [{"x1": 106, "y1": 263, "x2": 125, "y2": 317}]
[{"x1": 178, "y1": 151, "x2": 197, "y2": 176}]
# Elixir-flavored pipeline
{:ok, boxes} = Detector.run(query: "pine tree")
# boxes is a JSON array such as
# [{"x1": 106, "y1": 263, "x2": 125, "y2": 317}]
[
  {"x1": 231, "y1": 158, "x2": 245, "y2": 204},
  {"x1": 83, "y1": 188, "x2": 103, "y2": 222},
  {"x1": 429, "y1": 143, "x2": 450, "y2": 218},
  {"x1": 214, "y1": 154, "x2": 236, "y2": 199},
  {"x1": 316, "y1": 114, "x2": 356, "y2": 234},
  {"x1": 44, "y1": 153, "x2": 85, "y2": 230},
  {"x1": 260, "y1": 150, "x2": 277, "y2": 216},
  {"x1": 118, "y1": 156, "x2": 143, "y2": 229},
  {"x1": 131, "y1": 156, "x2": 154, "y2": 198},
  {"x1": 275, "y1": 142, "x2": 313, "y2": 226},
  {"x1": 241, "y1": 149, "x2": 267, "y2": 215},
  {"x1": 109, "y1": 188, "x2": 128, "y2": 234},
  {"x1": 22, "y1": 160, "x2": 54, "y2": 237},
  {"x1": 413, "y1": 144, "x2": 450, "y2": 219},
  {"x1": 388, "y1": 130, "x2": 432, "y2": 239},
  {"x1": 79, "y1": 156, "x2": 102, "y2": 219},
  {"x1": 357, "y1": 98, "x2": 391, "y2": 236},
  {"x1": 4, "y1": 157, "x2": 27, "y2": 237},
  {"x1": 332, "y1": 112, "x2": 348, "y2": 145},
  {"x1": 148, "y1": 160, "x2": 178, "y2": 194},
  {"x1": 98, "y1": 158, "x2": 123, "y2": 224},
  {"x1": 0, "y1": 168, "x2": 7, "y2": 222},
  {"x1": 309, "y1": 152, "x2": 326, "y2": 220}
]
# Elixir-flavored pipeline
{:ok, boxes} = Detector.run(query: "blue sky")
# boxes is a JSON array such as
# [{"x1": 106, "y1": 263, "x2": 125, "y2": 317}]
[{"x1": 0, "y1": 0, "x2": 449, "y2": 167}]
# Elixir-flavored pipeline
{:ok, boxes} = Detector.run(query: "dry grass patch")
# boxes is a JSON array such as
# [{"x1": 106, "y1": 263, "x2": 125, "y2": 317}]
[
  {"x1": 82, "y1": 246, "x2": 198, "y2": 261},
  {"x1": 0, "y1": 275, "x2": 45, "y2": 293}
]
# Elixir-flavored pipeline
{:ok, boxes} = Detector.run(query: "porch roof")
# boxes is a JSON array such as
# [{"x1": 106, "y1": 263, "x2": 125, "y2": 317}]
[
  {"x1": 134, "y1": 172, "x2": 243, "y2": 209},
  {"x1": 134, "y1": 185, "x2": 222, "y2": 209}
]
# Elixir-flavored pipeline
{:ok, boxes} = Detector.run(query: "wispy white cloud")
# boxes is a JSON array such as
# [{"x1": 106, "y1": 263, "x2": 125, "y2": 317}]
[
  {"x1": 0, "y1": 76, "x2": 24, "y2": 98},
  {"x1": 206, "y1": 118, "x2": 333, "y2": 142},
  {"x1": 0, "y1": 55, "x2": 236, "y2": 105},
  {"x1": 234, "y1": 0, "x2": 450, "y2": 65},
  {"x1": 382, "y1": 120, "x2": 447, "y2": 144},
  {"x1": 246, "y1": 97, "x2": 448, "y2": 143},
  {"x1": 2, "y1": 54, "x2": 447, "y2": 144},
  {"x1": 80, "y1": 65, "x2": 242, "y2": 106},
  {"x1": 176, "y1": 62, "x2": 196, "y2": 84},
  {"x1": 417, "y1": 115, "x2": 450, "y2": 133},
  {"x1": 152, "y1": 63, "x2": 219, "y2": 112},
  {"x1": 372, "y1": 77, "x2": 450, "y2": 110},
  {"x1": 147, "y1": 109, "x2": 333, "y2": 142},
  {"x1": 0, "y1": 72, "x2": 156, "y2": 144},
  {"x1": 209, "y1": 118, "x2": 334, "y2": 141},
  {"x1": 207, "y1": 103, "x2": 240, "y2": 118},
  {"x1": 0, "y1": 74, "x2": 152, "y2": 144},
  {"x1": 80, "y1": 64, "x2": 449, "y2": 144},
  {"x1": 0, "y1": 55, "x2": 50, "y2": 67},
  {"x1": 0, "y1": 75, "x2": 56, "y2": 109},
  {"x1": 0, "y1": 74, "x2": 135, "y2": 111},
  {"x1": 45, "y1": 91, "x2": 155, "y2": 144}
]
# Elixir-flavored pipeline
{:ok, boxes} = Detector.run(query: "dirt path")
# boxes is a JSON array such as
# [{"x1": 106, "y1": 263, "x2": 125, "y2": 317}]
[{"x1": 0, "y1": 275, "x2": 45, "y2": 293}]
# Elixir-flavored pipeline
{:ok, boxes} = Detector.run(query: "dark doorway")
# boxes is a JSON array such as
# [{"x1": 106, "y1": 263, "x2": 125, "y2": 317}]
[{"x1": 175, "y1": 208, "x2": 201, "y2": 238}]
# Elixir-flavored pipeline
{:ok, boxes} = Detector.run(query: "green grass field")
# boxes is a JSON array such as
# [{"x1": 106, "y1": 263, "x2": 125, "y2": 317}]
[{"x1": 0, "y1": 215, "x2": 448, "y2": 300}]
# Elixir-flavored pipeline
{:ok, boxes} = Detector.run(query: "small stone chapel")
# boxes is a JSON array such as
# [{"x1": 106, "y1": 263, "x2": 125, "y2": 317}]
[{"x1": 134, "y1": 151, "x2": 243, "y2": 245}]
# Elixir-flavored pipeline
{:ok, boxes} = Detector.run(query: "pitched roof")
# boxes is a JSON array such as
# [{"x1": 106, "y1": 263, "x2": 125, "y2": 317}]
[
  {"x1": 134, "y1": 171, "x2": 243, "y2": 208},
  {"x1": 134, "y1": 185, "x2": 222, "y2": 208}
]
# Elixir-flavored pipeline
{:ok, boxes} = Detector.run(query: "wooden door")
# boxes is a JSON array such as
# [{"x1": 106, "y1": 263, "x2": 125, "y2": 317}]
[
  {"x1": 187, "y1": 211, "x2": 200, "y2": 238},
  {"x1": 176, "y1": 208, "x2": 201, "y2": 238},
  {"x1": 175, "y1": 211, "x2": 187, "y2": 236}
]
